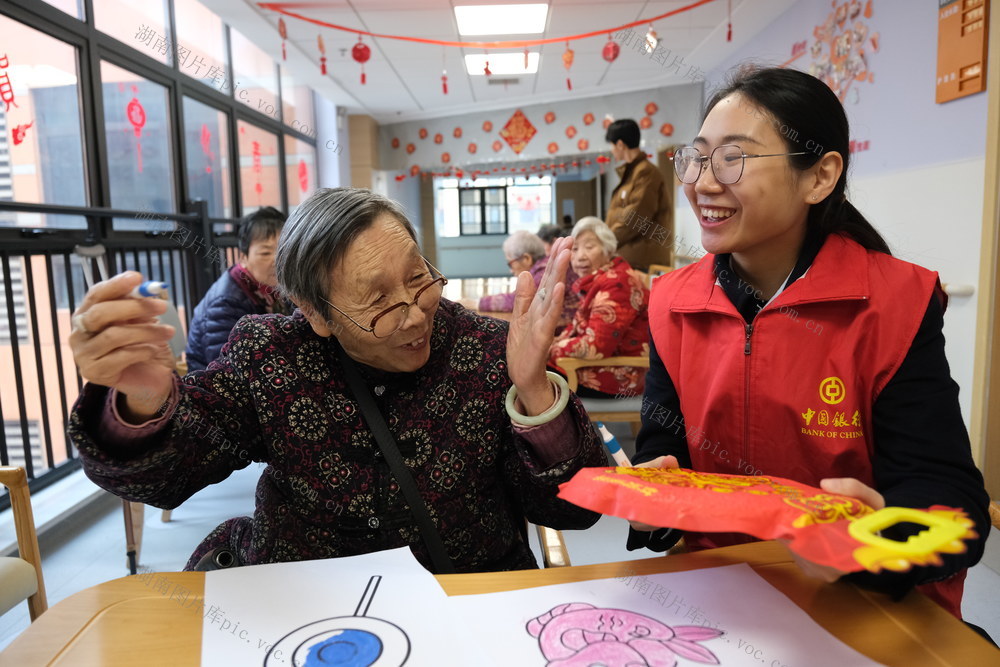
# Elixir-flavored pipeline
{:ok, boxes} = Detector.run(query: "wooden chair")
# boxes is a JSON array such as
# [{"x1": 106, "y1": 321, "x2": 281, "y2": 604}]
[
  {"x1": 0, "y1": 467, "x2": 47, "y2": 620},
  {"x1": 989, "y1": 500, "x2": 1000, "y2": 530},
  {"x1": 555, "y1": 356, "x2": 650, "y2": 432},
  {"x1": 646, "y1": 264, "x2": 673, "y2": 280}
]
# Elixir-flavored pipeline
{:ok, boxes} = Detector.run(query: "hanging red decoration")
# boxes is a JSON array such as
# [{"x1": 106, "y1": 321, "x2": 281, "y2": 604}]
[
  {"x1": 727, "y1": 0, "x2": 733, "y2": 42},
  {"x1": 278, "y1": 18, "x2": 288, "y2": 60},
  {"x1": 126, "y1": 92, "x2": 146, "y2": 173},
  {"x1": 583, "y1": 112, "x2": 595, "y2": 126},
  {"x1": 602, "y1": 35, "x2": 620, "y2": 62},
  {"x1": 453, "y1": 127, "x2": 463, "y2": 138},
  {"x1": 577, "y1": 138, "x2": 589, "y2": 151},
  {"x1": 434, "y1": 133, "x2": 443, "y2": 144},
  {"x1": 523, "y1": 46, "x2": 530, "y2": 70},
  {"x1": 405, "y1": 143, "x2": 416, "y2": 154},
  {"x1": 483, "y1": 52, "x2": 491, "y2": 76},
  {"x1": 298, "y1": 159, "x2": 309, "y2": 193},
  {"x1": 492, "y1": 140, "x2": 503, "y2": 152},
  {"x1": 562, "y1": 42, "x2": 575, "y2": 91},
  {"x1": 409, "y1": 165, "x2": 420, "y2": 176},
  {"x1": 602, "y1": 117, "x2": 613, "y2": 129},
  {"x1": 352, "y1": 36, "x2": 371, "y2": 84},
  {"x1": 660, "y1": 123, "x2": 674, "y2": 136},
  {"x1": 391, "y1": 137, "x2": 400, "y2": 149},
  {"x1": 395, "y1": 173, "x2": 407, "y2": 182},
  {"x1": 441, "y1": 70, "x2": 448, "y2": 94},
  {"x1": 11, "y1": 121, "x2": 33, "y2": 146},
  {"x1": 482, "y1": 120, "x2": 493, "y2": 132},
  {"x1": 419, "y1": 128, "x2": 428, "y2": 139},
  {"x1": 468, "y1": 142, "x2": 477, "y2": 154},
  {"x1": 317, "y1": 34, "x2": 327, "y2": 74},
  {"x1": 544, "y1": 111, "x2": 556, "y2": 124},
  {"x1": 547, "y1": 142, "x2": 559, "y2": 154},
  {"x1": 595, "y1": 155, "x2": 611, "y2": 163},
  {"x1": 251, "y1": 140, "x2": 263, "y2": 201},
  {"x1": 639, "y1": 116, "x2": 653, "y2": 129},
  {"x1": 441, "y1": 152, "x2": 451, "y2": 163},
  {"x1": 645, "y1": 102, "x2": 659, "y2": 116},
  {"x1": 199, "y1": 123, "x2": 215, "y2": 173},
  {"x1": 565, "y1": 125, "x2": 577, "y2": 138}
]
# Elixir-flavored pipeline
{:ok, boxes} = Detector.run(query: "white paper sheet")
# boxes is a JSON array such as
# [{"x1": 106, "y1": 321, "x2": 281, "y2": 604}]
[
  {"x1": 201, "y1": 546, "x2": 450, "y2": 666},
  {"x1": 448, "y1": 563, "x2": 884, "y2": 667}
]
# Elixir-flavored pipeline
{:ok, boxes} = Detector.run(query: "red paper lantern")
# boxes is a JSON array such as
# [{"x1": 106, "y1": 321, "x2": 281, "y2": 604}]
[
  {"x1": 419, "y1": 128, "x2": 428, "y2": 140},
  {"x1": 645, "y1": 102, "x2": 659, "y2": 116},
  {"x1": 577, "y1": 138, "x2": 589, "y2": 151},
  {"x1": 492, "y1": 140, "x2": 503, "y2": 152},
  {"x1": 547, "y1": 142, "x2": 558, "y2": 154},
  {"x1": 468, "y1": 142, "x2": 478, "y2": 154},
  {"x1": 405, "y1": 143, "x2": 416, "y2": 154},
  {"x1": 391, "y1": 137, "x2": 400, "y2": 149},
  {"x1": 453, "y1": 127, "x2": 463, "y2": 138},
  {"x1": 441, "y1": 152, "x2": 451, "y2": 163},
  {"x1": 562, "y1": 42, "x2": 575, "y2": 90},
  {"x1": 602, "y1": 37, "x2": 620, "y2": 63},
  {"x1": 640, "y1": 117, "x2": 653, "y2": 129},
  {"x1": 352, "y1": 37, "x2": 371, "y2": 84},
  {"x1": 583, "y1": 113, "x2": 595, "y2": 126},
  {"x1": 544, "y1": 111, "x2": 556, "y2": 124},
  {"x1": 660, "y1": 123, "x2": 674, "y2": 137},
  {"x1": 482, "y1": 120, "x2": 493, "y2": 132},
  {"x1": 434, "y1": 133, "x2": 443, "y2": 144},
  {"x1": 565, "y1": 125, "x2": 577, "y2": 138}
]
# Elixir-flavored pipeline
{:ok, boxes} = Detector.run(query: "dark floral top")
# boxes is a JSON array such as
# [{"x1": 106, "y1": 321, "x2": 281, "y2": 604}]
[{"x1": 69, "y1": 300, "x2": 606, "y2": 573}]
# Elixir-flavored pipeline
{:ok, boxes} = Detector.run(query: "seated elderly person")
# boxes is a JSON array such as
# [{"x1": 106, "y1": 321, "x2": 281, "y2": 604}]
[
  {"x1": 67, "y1": 188, "x2": 606, "y2": 574},
  {"x1": 475, "y1": 230, "x2": 580, "y2": 330},
  {"x1": 186, "y1": 206, "x2": 288, "y2": 371},
  {"x1": 549, "y1": 216, "x2": 650, "y2": 398}
]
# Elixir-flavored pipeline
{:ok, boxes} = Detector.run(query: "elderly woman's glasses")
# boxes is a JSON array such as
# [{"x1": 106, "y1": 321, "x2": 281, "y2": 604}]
[
  {"x1": 323, "y1": 262, "x2": 448, "y2": 339},
  {"x1": 671, "y1": 144, "x2": 808, "y2": 185}
]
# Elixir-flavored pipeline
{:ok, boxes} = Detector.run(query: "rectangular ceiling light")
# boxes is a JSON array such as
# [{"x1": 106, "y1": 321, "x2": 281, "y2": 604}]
[
  {"x1": 465, "y1": 51, "x2": 540, "y2": 76},
  {"x1": 454, "y1": 4, "x2": 549, "y2": 35}
]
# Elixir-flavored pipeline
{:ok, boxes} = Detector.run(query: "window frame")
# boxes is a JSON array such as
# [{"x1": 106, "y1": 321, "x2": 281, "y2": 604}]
[{"x1": 458, "y1": 185, "x2": 508, "y2": 236}]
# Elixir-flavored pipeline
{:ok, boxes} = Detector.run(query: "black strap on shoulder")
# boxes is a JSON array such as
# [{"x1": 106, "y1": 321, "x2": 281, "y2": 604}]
[{"x1": 336, "y1": 342, "x2": 456, "y2": 574}]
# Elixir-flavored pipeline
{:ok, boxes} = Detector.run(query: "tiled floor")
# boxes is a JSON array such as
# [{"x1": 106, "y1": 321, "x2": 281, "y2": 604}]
[{"x1": 2, "y1": 424, "x2": 999, "y2": 654}]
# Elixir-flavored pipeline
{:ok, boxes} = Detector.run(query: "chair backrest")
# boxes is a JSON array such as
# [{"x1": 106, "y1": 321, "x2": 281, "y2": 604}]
[
  {"x1": 555, "y1": 356, "x2": 650, "y2": 425},
  {"x1": 0, "y1": 466, "x2": 47, "y2": 620}
]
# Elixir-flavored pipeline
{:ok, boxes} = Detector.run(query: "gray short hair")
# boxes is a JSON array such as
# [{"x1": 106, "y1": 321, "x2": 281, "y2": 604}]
[
  {"x1": 572, "y1": 216, "x2": 617, "y2": 256},
  {"x1": 276, "y1": 188, "x2": 417, "y2": 314},
  {"x1": 502, "y1": 230, "x2": 546, "y2": 262}
]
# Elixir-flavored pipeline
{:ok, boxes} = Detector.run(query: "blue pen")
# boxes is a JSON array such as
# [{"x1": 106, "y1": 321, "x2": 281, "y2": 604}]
[
  {"x1": 597, "y1": 422, "x2": 632, "y2": 467},
  {"x1": 129, "y1": 280, "x2": 169, "y2": 298}
]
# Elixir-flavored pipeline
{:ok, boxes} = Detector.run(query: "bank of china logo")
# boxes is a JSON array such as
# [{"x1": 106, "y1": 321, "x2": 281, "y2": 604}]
[{"x1": 819, "y1": 377, "x2": 845, "y2": 405}]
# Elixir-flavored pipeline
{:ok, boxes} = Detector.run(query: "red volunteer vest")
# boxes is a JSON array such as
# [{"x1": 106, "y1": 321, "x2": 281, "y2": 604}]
[{"x1": 649, "y1": 234, "x2": 965, "y2": 616}]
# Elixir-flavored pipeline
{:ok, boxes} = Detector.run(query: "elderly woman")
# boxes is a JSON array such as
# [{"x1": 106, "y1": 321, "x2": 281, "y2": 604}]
[
  {"x1": 67, "y1": 188, "x2": 606, "y2": 574},
  {"x1": 549, "y1": 217, "x2": 650, "y2": 398}
]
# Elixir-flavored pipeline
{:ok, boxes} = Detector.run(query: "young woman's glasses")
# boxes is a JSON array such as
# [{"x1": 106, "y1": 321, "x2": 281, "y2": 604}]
[
  {"x1": 671, "y1": 144, "x2": 808, "y2": 185},
  {"x1": 323, "y1": 262, "x2": 448, "y2": 338}
]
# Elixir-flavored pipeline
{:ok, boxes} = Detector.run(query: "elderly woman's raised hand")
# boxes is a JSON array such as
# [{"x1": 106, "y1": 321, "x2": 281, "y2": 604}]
[
  {"x1": 505, "y1": 235, "x2": 573, "y2": 415},
  {"x1": 69, "y1": 272, "x2": 177, "y2": 422}
]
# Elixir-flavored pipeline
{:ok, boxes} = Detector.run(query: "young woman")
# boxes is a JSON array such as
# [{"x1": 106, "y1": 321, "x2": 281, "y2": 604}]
[{"x1": 629, "y1": 66, "x2": 989, "y2": 620}]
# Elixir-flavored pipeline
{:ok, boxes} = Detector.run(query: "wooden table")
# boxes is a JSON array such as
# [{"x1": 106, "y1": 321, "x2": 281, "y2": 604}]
[{"x1": 2, "y1": 542, "x2": 995, "y2": 666}]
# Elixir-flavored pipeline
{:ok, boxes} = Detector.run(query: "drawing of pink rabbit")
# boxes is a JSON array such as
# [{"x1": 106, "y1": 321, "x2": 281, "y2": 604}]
[{"x1": 526, "y1": 602, "x2": 723, "y2": 667}]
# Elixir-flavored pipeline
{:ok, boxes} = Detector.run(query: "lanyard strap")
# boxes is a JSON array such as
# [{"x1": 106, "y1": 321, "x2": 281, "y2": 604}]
[{"x1": 336, "y1": 343, "x2": 456, "y2": 574}]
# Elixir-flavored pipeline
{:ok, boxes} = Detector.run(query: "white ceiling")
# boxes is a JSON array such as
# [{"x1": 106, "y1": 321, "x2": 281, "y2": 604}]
[{"x1": 203, "y1": 0, "x2": 798, "y2": 124}]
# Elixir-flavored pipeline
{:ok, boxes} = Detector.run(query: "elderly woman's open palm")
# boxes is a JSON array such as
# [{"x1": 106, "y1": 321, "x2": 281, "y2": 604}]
[{"x1": 506, "y1": 235, "x2": 573, "y2": 414}]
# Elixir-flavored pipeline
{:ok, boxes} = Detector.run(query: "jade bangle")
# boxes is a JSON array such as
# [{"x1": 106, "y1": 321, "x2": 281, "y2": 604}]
[{"x1": 505, "y1": 371, "x2": 571, "y2": 426}]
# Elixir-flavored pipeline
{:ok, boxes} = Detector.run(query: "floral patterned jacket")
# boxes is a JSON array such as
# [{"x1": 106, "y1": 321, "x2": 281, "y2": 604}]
[
  {"x1": 548, "y1": 256, "x2": 650, "y2": 396},
  {"x1": 68, "y1": 300, "x2": 606, "y2": 573}
]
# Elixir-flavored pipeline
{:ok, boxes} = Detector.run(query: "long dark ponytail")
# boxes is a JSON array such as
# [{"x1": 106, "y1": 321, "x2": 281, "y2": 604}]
[{"x1": 705, "y1": 65, "x2": 891, "y2": 255}]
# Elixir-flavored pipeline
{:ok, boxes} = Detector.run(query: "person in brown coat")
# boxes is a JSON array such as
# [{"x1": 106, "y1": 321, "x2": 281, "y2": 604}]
[{"x1": 605, "y1": 119, "x2": 673, "y2": 271}]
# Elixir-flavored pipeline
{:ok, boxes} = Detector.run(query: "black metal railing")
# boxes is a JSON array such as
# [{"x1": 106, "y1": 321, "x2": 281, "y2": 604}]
[{"x1": 0, "y1": 200, "x2": 237, "y2": 509}]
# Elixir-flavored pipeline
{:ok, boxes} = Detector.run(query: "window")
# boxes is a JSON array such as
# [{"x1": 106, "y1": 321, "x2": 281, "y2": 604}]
[
  {"x1": 0, "y1": 14, "x2": 88, "y2": 229},
  {"x1": 0, "y1": 257, "x2": 29, "y2": 345},
  {"x1": 101, "y1": 60, "x2": 177, "y2": 224},
  {"x1": 174, "y1": 0, "x2": 230, "y2": 92},
  {"x1": 438, "y1": 176, "x2": 553, "y2": 237},
  {"x1": 231, "y1": 28, "x2": 279, "y2": 122},
  {"x1": 94, "y1": 0, "x2": 172, "y2": 66},
  {"x1": 280, "y1": 67, "x2": 315, "y2": 138},
  {"x1": 184, "y1": 96, "x2": 232, "y2": 218},
  {"x1": 237, "y1": 120, "x2": 280, "y2": 214},
  {"x1": 40, "y1": 0, "x2": 84, "y2": 20},
  {"x1": 2, "y1": 420, "x2": 43, "y2": 476},
  {"x1": 284, "y1": 135, "x2": 316, "y2": 210}
]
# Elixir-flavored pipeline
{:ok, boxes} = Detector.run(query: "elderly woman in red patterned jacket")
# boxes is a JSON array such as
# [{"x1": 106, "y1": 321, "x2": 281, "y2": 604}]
[
  {"x1": 548, "y1": 217, "x2": 650, "y2": 398},
  {"x1": 66, "y1": 187, "x2": 606, "y2": 574}
]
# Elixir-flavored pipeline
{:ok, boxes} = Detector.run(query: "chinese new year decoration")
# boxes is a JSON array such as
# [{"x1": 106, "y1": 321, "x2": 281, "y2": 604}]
[
  {"x1": 434, "y1": 133, "x2": 443, "y2": 144},
  {"x1": 583, "y1": 112, "x2": 594, "y2": 125},
  {"x1": 278, "y1": 18, "x2": 287, "y2": 60},
  {"x1": 418, "y1": 128, "x2": 428, "y2": 139},
  {"x1": 602, "y1": 35, "x2": 620, "y2": 62},
  {"x1": 565, "y1": 125, "x2": 577, "y2": 138},
  {"x1": 544, "y1": 111, "x2": 556, "y2": 124},
  {"x1": 500, "y1": 109, "x2": 537, "y2": 155},
  {"x1": 199, "y1": 124, "x2": 215, "y2": 173},
  {"x1": 251, "y1": 140, "x2": 263, "y2": 202},
  {"x1": 482, "y1": 120, "x2": 492, "y2": 132},
  {"x1": 126, "y1": 88, "x2": 147, "y2": 173},
  {"x1": 441, "y1": 152, "x2": 450, "y2": 163},
  {"x1": 577, "y1": 138, "x2": 589, "y2": 151},
  {"x1": 660, "y1": 123, "x2": 674, "y2": 136},
  {"x1": 391, "y1": 137, "x2": 400, "y2": 149},
  {"x1": 645, "y1": 102, "x2": 659, "y2": 115},
  {"x1": 317, "y1": 34, "x2": 327, "y2": 74},
  {"x1": 453, "y1": 127, "x2": 462, "y2": 138},
  {"x1": 468, "y1": 143, "x2": 477, "y2": 154},
  {"x1": 298, "y1": 159, "x2": 309, "y2": 192},
  {"x1": 562, "y1": 42, "x2": 574, "y2": 90},
  {"x1": 352, "y1": 36, "x2": 371, "y2": 84}
]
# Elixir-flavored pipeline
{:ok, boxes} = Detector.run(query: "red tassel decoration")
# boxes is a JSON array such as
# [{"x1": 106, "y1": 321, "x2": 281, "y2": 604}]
[
  {"x1": 352, "y1": 37, "x2": 371, "y2": 85},
  {"x1": 442, "y1": 71, "x2": 448, "y2": 94},
  {"x1": 727, "y1": 0, "x2": 733, "y2": 41},
  {"x1": 566, "y1": 78, "x2": 572, "y2": 91},
  {"x1": 317, "y1": 34, "x2": 327, "y2": 74},
  {"x1": 562, "y1": 42, "x2": 574, "y2": 91},
  {"x1": 278, "y1": 18, "x2": 287, "y2": 60},
  {"x1": 361, "y1": 69, "x2": 366, "y2": 84}
]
